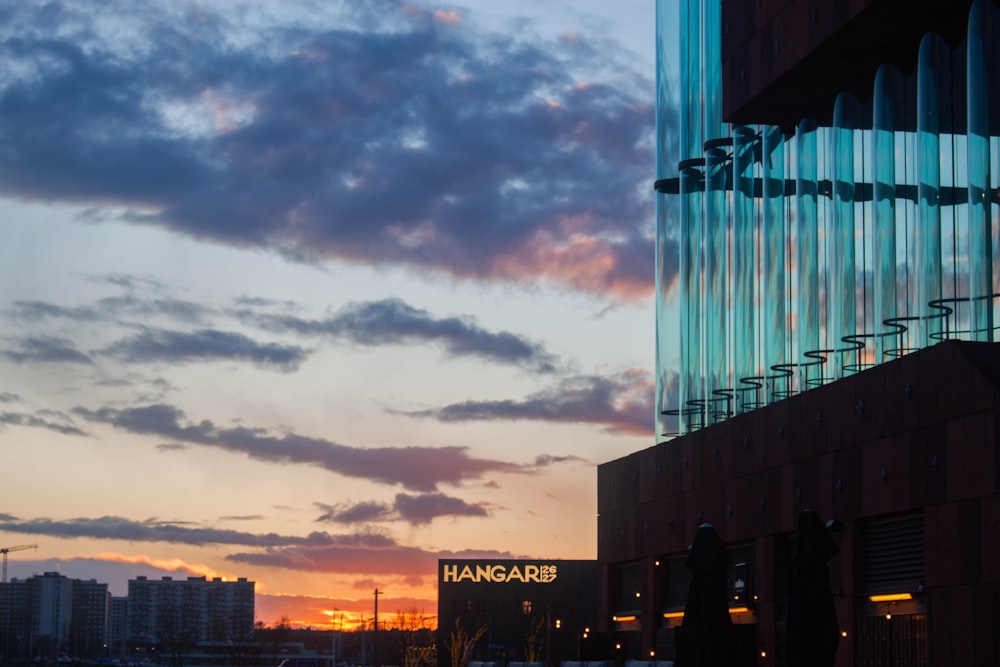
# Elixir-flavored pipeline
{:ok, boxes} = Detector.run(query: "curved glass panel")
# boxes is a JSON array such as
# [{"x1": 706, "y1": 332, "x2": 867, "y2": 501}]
[
  {"x1": 655, "y1": 0, "x2": 678, "y2": 435},
  {"x1": 968, "y1": 0, "x2": 993, "y2": 341},
  {"x1": 872, "y1": 65, "x2": 904, "y2": 361},
  {"x1": 679, "y1": 160, "x2": 704, "y2": 432},
  {"x1": 704, "y1": 142, "x2": 729, "y2": 421},
  {"x1": 703, "y1": 0, "x2": 723, "y2": 142},
  {"x1": 679, "y1": 0, "x2": 701, "y2": 162},
  {"x1": 827, "y1": 94, "x2": 860, "y2": 377},
  {"x1": 732, "y1": 126, "x2": 757, "y2": 412},
  {"x1": 762, "y1": 125, "x2": 786, "y2": 401},
  {"x1": 796, "y1": 118, "x2": 820, "y2": 389},
  {"x1": 917, "y1": 33, "x2": 946, "y2": 346}
]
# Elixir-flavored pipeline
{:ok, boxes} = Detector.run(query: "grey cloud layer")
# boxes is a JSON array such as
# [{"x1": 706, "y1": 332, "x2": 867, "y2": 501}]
[
  {"x1": 0, "y1": 514, "x2": 517, "y2": 576},
  {"x1": 73, "y1": 403, "x2": 537, "y2": 492},
  {"x1": 0, "y1": 409, "x2": 88, "y2": 436},
  {"x1": 0, "y1": 0, "x2": 670, "y2": 297},
  {"x1": 398, "y1": 370, "x2": 655, "y2": 436},
  {"x1": 316, "y1": 492, "x2": 489, "y2": 526},
  {"x1": 241, "y1": 298, "x2": 559, "y2": 372},
  {"x1": 3, "y1": 336, "x2": 94, "y2": 365},
  {"x1": 101, "y1": 328, "x2": 309, "y2": 372},
  {"x1": 12, "y1": 291, "x2": 559, "y2": 373}
]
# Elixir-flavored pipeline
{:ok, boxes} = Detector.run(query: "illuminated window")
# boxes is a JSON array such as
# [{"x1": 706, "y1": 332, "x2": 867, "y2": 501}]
[{"x1": 522, "y1": 600, "x2": 532, "y2": 615}]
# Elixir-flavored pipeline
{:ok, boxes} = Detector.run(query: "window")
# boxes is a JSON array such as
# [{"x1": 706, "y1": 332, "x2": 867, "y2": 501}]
[{"x1": 521, "y1": 600, "x2": 532, "y2": 615}]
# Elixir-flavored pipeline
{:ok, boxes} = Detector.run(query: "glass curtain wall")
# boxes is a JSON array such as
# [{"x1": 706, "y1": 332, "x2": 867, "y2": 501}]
[{"x1": 655, "y1": 0, "x2": 1000, "y2": 436}]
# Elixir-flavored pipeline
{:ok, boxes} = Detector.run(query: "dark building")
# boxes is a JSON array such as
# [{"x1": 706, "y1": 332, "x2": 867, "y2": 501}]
[
  {"x1": 70, "y1": 579, "x2": 111, "y2": 658},
  {"x1": 437, "y1": 560, "x2": 602, "y2": 667},
  {"x1": 0, "y1": 572, "x2": 109, "y2": 661},
  {"x1": 602, "y1": 0, "x2": 1000, "y2": 666},
  {"x1": 126, "y1": 575, "x2": 255, "y2": 650}
]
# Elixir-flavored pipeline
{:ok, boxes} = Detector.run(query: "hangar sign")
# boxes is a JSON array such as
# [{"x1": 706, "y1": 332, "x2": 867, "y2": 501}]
[{"x1": 442, "y1": 563, "x2": 558, "y2": 584}]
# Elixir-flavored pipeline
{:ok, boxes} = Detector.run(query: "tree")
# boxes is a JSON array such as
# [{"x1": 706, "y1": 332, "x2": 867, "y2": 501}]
[
  {"x1": 445, "y1": 618, "x2": 487, "y2": 667},
  {"x1": 393, "y1": 609, "x2": 436, "y2": 667},
  {"x1": 523, "y1": 617, "x2": 546, "y2": 663}
]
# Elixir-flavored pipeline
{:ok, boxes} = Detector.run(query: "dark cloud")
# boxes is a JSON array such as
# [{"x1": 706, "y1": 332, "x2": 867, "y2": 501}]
[
  {"x1": 9, "y1": 301, "x2": 100, "y2": 322},
  {"x1": 0, "y1": 0, "x2": 665, "y2": 298},
  {"x1": 0, "y1": 513, "x2": 507, "y2": 579},
  {"x1": 100, "y1": 328, "x2": 309, "y2": 372},
  {"x1": 317, "y1": 501, "x2": 392, "y2": 524},
  {"x1": 2, "y1": 336, "x2": 94, "y2": 365},
  {"x1": 397, "y1": 369, "x2": 655, "y2": 436},
  {"x1": 12, "y1": 296, "x2": 211, "y2": 324},
  {"x1": 12, "y1": 292, "x2": 556, "y2": 373},
  {"x1": 241, "y1": 298, "x2": 558, "y2": 372},
  {"x1": 0, "y1": 514, "x2": 331, "y2": 547},
  {"x1": 392, "y1": 492, "x2": 488, "y2": 525},
  {"x1": 0, "y1": 409, "x2": 89, "y2": 436},
  {"x1": 73, "y1": 403, "x2": 536, "y2": 491},
  {"x1": 227, "y1": 538, "x2": 519, "y2": 576},
  {"x1": 316, "y1": 492, "x2": 489, "y2": 526},
  {"x1": 0, "y1": 392, "x2": 20, "y2": 403}
]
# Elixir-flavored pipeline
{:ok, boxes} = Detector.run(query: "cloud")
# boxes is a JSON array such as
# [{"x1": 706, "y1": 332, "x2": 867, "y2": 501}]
[
  {"x1": 241, "y1": 298, "x2": 559, "y2": 372},
  {"x1": 0, "y1": 514, "x2": 330, "y2": 547},
  {"x1": 11, "y1": 292, "x2": 557, "y2": 374},
  {"x1": 0, "y1": 409, "x2": 89, "y2": 436},
  {"x1": 227, "y1": 539, "x2": 519, "y2": 576},
  {"x1": 0, "y1": 392, "x2": 20, "y2": 403},
  {"x1": 73, "y1": 403, "x2": 538, "y2": 491},
  {"x1": 316, "y1": 492, "x2": 489, "y2": 526},
  {"x1": 100, "y1": 328, "x2": 309, "y2": 372},
  {"x1": 11, "y1": 295, "x2": 212, "y2": 325},
  {"x1": 0, "y1": 512, "x2": 522, "y2": 578},
  {"x1": 0, "y1": 0, "x2": 664, "y2": 298},
  {"x1": 392, "y1": 492, "x2": 488, "y2": 525},
  {"x1": 2, "y1": 336, "x2": 94, "y2": 365},
  {"x1": 317, "y1": 501, "x2": 392, "y2": 524},
  {"x1": 398, "y1": 369, "x2": 655, "y2": 436}
]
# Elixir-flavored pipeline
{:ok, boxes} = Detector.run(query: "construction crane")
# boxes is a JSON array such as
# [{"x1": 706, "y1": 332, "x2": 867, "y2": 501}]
[{"x1": 1, "y1": 544, "x2": 38, "y2": 584}]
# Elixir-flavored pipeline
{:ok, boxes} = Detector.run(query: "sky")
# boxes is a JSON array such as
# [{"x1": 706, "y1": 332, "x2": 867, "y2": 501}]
[{"x1": 0, "y1": 0, "x2": 677, "y2": 629}]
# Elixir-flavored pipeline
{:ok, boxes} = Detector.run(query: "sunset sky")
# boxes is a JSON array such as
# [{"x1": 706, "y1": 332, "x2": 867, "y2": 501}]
[{"x1": 0, "y1": 0, "x2": 678, "y2": 629}]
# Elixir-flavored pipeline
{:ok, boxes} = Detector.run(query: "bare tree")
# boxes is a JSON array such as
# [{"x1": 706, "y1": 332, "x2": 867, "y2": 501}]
[
  {"x1": 523, "y1": 617, "x2": 546, "y2": 663},
  {"x1": 393, "y1": 609, "x2": 436, "y2": 667},
  {"x1": 445, "y1": 618, "x2": 487, "y2": 667}
]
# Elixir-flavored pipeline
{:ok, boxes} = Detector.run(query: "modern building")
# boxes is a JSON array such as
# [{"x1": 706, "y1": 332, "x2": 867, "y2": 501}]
[
  {"x1": 436, "y1": 560, "x2": 603, "y2": 667},
  {"x1": 125, "y1": 575, "x2": 255, "y2": 650},
  {"x1": 598, "y1": 1, "x2": 1000, "y2": 666}
]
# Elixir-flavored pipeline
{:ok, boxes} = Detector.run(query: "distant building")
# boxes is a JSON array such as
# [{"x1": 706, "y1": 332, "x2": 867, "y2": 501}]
[
  {"x1": 125, "y1": 576, "x2": 255, "y2": 650},
  {"x1": 109, "y1": 596, "x2": 128, "y2": 657},
  {"x1": 0, "y1": 572, "x2": 108, "y2": 660},
  {"x1": 436, "y1": 559, "x2": 602, "y2": 667},
  {"x1": 34, "y1": 572, "x2": 73, "y2": 656}
]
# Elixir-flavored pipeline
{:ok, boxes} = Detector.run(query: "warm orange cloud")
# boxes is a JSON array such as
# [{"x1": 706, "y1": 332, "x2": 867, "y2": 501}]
[
  {"x1": 492, "y1": 229, "x2": 655, "y2": 302},
  {"x1": 433, "y1": 10, "x2": 461, "y2": 24}
]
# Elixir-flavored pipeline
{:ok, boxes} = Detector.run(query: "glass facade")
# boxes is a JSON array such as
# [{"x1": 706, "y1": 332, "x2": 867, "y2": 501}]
[{"x1": 657, "y1": 0, "x2": 1000, "y2": 435}]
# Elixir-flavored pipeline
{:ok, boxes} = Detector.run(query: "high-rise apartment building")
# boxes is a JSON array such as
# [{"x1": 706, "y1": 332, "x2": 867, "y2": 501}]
[
  {"x1": 125, "y1": 576, "x2": 255, "y2": 649},
  {"x1": 599, "y1": 1, "x2": 1000, "y2": 665},
  {"x1": 0, "y1": 572, "x2": 109, "y2": 661},
  {"x1": 109, "y1": 596, "x2": 128, "y2": 657}
]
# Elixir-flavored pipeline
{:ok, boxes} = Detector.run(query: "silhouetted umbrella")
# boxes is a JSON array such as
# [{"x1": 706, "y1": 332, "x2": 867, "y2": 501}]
[
  {"x1": 675, "y1": 523, "x2": 733, "y2": 667},
  {"x1": 786, "y1": 510, "x2": 840, "y2": 667}
]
